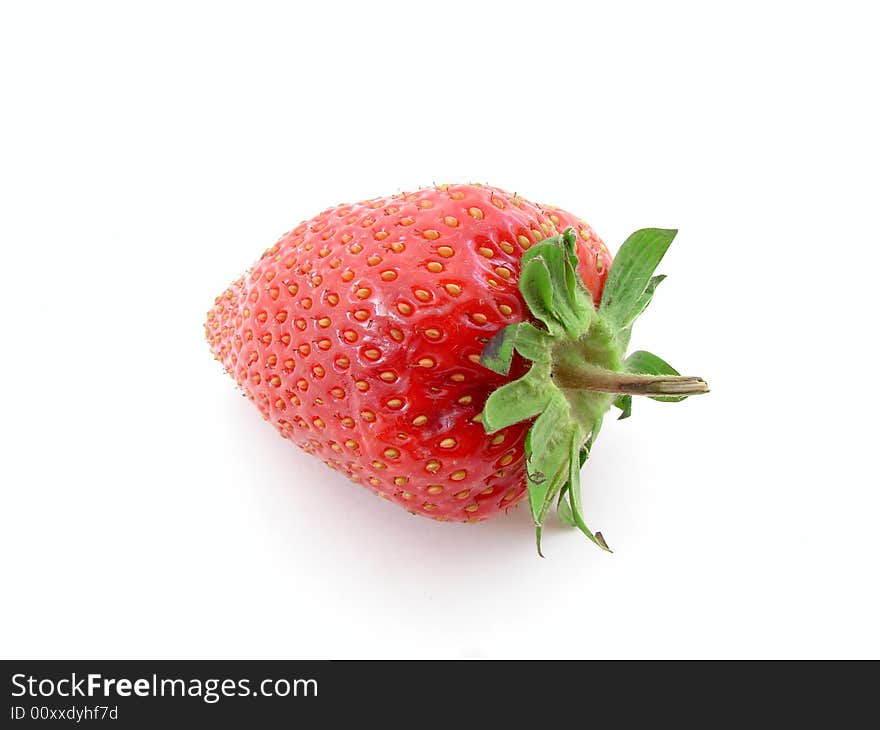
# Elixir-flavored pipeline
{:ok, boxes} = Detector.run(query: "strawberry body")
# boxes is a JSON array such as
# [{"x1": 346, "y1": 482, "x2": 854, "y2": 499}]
[{"x1": 206, "y1": 184, "x2": 611, "y2": 522}]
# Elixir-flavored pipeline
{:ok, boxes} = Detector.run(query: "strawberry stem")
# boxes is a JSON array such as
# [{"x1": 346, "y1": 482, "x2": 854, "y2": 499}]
[{"x1": 553, "y1": 368, "x2": 709, "y2": 397}]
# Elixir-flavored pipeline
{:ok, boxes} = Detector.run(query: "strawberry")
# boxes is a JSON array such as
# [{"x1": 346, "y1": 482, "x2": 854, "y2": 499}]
[{"x1": 205, "y1": 183, "x2": 707, "y2": 550}]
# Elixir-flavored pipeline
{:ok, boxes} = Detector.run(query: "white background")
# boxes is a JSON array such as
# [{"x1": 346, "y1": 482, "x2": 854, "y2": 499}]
[{"x1": 2, "y1": 1, "x2": 878, "y2": 659}]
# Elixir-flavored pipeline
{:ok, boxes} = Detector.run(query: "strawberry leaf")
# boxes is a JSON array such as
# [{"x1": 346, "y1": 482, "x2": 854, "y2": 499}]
[
  {"x1": 557, "y1": 439, "x2": 593, "y2": 526},
  {"x1": 524, "y1": 393, "x2": 578, "y2": 529},
  {"x1": 621, "y1": 274, "x2": 666, "y2": 329},
  {"x1": 565, "y1": 429, "x2": 611, "y2": 551},
  {"x1": 512, "y1": 322, "x2": 554, "y2": 360},
  {"x1": 557, "y1": 484, "x2": 575, "y2": 526},
  {"x1": 480, "y1": 322, "x2": 555, "y2": 376},
  {"x1": 481, "y1": 324, "x2": 519, "y2": 376},
  {"x1": 519, "y1": 255, "x2": 560, "y2": 335},
  {"x1": 614, "y1": 394, "x2": 633, "y2": 420},
  {"x1": 482, "y1": 361, "x2": 555, "y2": 433},
  {"x1": 522, "y1": 231, "x2": 593, "y2": 339},
  {"x1": 599, "y1": 228, "x2": 677, "y2": 330}
]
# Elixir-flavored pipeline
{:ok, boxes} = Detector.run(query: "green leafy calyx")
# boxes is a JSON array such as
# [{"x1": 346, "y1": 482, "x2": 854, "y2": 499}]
[{"x1": 480, "y1": 228, "x2": 708, "y2": 553}]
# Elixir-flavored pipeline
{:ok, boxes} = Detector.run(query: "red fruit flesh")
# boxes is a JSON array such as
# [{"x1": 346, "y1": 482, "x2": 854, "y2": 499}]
[{"x1": 205, "y1": 184, "x2": 612, "y2": 522}]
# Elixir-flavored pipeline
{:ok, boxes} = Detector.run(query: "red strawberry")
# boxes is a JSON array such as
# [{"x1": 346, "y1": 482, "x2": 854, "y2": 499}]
[{"x1": 206, "y1": 183, "x2": 707, "y2": 550}]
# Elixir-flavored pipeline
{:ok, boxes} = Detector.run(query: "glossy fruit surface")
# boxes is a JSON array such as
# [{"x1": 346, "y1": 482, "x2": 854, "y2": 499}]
[{"x1": 206, "y1": 184, "x2": 611, "y2": 521}]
